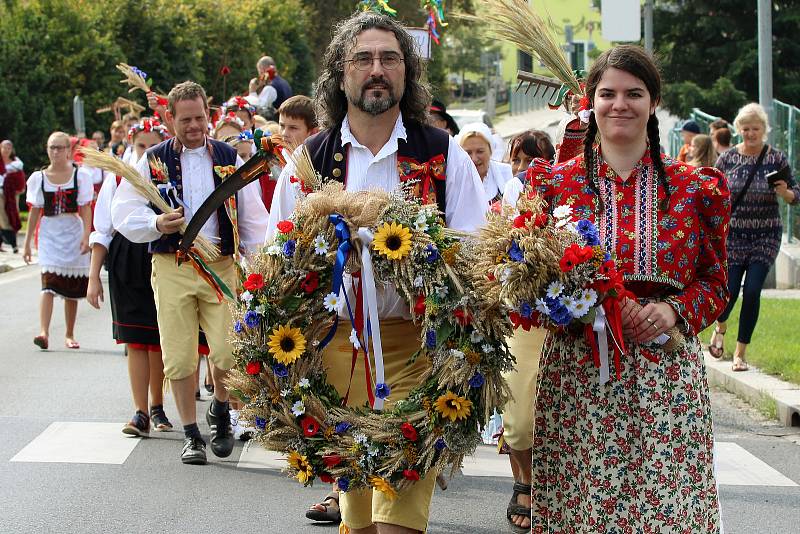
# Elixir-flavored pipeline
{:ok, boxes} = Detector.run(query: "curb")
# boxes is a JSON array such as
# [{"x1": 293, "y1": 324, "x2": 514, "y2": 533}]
[{"x1": 704, "y1": 352, "x2": 800, "y2": 427}]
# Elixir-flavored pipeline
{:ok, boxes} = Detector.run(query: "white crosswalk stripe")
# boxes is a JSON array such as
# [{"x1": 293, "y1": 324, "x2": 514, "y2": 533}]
[{"x1": 10, "y1": 422, "x2": 142, "y2": 465}]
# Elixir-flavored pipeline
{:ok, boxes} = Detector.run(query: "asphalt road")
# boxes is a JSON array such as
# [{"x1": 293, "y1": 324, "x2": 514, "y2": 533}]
[{"x1": 1, "y1": 264, "x2": 799, "y2": 534}]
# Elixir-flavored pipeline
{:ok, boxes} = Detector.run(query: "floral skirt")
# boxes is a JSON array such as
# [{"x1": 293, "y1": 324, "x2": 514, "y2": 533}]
[{"x1": 530, "y1": 333, "x2": 720, "y2": 533}]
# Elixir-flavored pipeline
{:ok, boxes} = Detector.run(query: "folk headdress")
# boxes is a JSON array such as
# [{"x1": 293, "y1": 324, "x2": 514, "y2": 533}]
[
  {"x1": 222, "y1": 95, "x2": 256, "y2": 116},
  {"x1": 128, "y1": 118, "x2": 170, "y2": 141},
  {"x1": 213, "y1": 112, "x2": 246, "y2": 136}
]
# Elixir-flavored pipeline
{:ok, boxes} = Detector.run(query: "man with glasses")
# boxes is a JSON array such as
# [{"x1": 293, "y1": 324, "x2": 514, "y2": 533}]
[{"x1": 267, "y1": 11, "x2": 485, "y2": 534}]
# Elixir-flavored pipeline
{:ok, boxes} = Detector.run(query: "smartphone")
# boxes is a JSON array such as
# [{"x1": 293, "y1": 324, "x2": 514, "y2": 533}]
[{"x1": 766, "y1": 166, "x2": 794, "y2": 188}]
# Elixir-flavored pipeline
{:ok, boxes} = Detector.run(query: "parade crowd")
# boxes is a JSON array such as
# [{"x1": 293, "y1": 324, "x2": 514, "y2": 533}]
[{"x1": 5, "y1": 9, "x2": 799, "y2": 534}]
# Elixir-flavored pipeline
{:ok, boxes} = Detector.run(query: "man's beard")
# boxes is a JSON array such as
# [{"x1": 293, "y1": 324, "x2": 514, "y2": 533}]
[{"x1": 347, "y1": 77, "x2": 400, "y2": 116}]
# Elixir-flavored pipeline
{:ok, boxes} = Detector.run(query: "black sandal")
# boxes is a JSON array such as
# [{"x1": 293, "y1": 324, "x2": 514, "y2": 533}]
[
  {"x1": 506, "y1": 482, "x2": 532, "y2": 533},
  {"x1": 305, "y1": 491, "x2": 341, "y2": 523}
]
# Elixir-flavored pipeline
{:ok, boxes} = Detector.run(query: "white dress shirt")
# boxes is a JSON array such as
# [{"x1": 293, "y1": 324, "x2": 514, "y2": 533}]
[
  {"x1": 482, "y1": 160, "x2": 513, "y2": 204},
  {"x1": 112, "y1": 139, "x2": 268, "y2": 252},
  {"x1": 267, "y1": 113, "x2": 487, "y2": 318}
]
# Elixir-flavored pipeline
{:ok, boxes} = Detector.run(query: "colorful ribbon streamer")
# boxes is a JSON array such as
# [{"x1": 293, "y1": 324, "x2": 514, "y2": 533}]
[{"x1": 357, "y1": 228, "x2": 386, "y2": 410}]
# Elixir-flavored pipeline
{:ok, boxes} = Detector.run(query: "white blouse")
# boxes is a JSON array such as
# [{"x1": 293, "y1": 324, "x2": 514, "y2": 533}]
[{"x1": 481, "y1": 160, "x2": 513, "y2": 205}]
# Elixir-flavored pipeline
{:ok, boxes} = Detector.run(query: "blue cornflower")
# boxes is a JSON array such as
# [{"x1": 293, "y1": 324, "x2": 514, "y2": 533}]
[
  {"x1": 244, "y1": 310, "x2": 260, "y2": 328},
  {"x1": 335, "y1": 422, "x2": 351, "y2": 434},
  {"x1": 425, "y1": 244, "x2": 440, "y2": 264},
  {"x1": 577, "y1": 220, "x2": 600, "y2": 246},
  {"x1": 272, "y1": 363, "x2": 288, "y2": 377},
  {"x1": 425, "y1": 330, "x2": 437, "y2": 349},
  {"x1": 131, "y1": 66, "x2": 147, "y2": 79},
  {"x1": 337, "y1": 477, "x2": 350, "y2": 492},
  {"x1": 508, "y1": 240, "x2": 524, "y2": 262},
  {"x1": 434, "y1": 438, "x2": 447, "y2": 451},
  {"x1": 283, "y1": 239, "x2": 296, "y2": 257},
  {"x1": 254, "y1": 417, "x2": 266, "y2": 430},
  {"x1": 375, "y1": 383, "x2": 391, "y2": 399},
  {"x1": 468, "y1": 373, "x2": 485, "y2": 388},
  {"x1": 233, "y1": 320, "x2": 244, "y2": 333},
  {"x1": 519, "y1": 301, "x2": 533, "y2": 319}
]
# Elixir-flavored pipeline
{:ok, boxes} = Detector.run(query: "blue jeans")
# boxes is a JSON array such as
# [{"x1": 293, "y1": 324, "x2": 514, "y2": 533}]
[{"x1": 717, "y1": 262, "x2": 771, "y2": 344}]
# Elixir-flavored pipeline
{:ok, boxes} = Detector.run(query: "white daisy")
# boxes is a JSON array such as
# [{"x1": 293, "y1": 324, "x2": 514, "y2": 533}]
[
  {"x1": 553, "y1": 204, "x2": 573, "y2": 220},
  {"x1": 481, "y1": 343, "x2": 495, "y2": 353},
  {"x1": 239, "y1": 291, "x2": 253, "y2": 303},
  {"x1": 469, "y1": 331, "x2": 484, "y2": 344},
  {"x1": 266, "y1": 244, "x2": 282, "y2": 255},
  {"x1": 580, "y1": 289, "x2": 598, "y2": 308},
  {"x1": 255, "y1": 304, "x2": 267, "y2": 315},
  {"x1": 435, "y1": 285, "x2": 449, "y2": 299},
  {"x1": 546, "y1": 281, "x2": 564, "y2": 299},
  {"x1": 313, "y1": 234, "x2": 329, "y2": 255},
  {"x1": 560, "y1": 295, "x2": 577, "y2": 312},
  {"x1": 450, "y1": 349, "x2": 465, "y2": 360},
  {"x1": 535, "y1": 298, "x2": 549, "y2": 315},
  {"x1": 349, "y1": 329, "x2": 361, "y2": 350},
  {"x1": 353, "y1": 432, "x2": 368, "y2": 446},
  {"x1": 568, "y1": 299, "x2": 590, "y2": 318},
  {"x1": 298, "y1": 378, "x2": 310, "y2": 389},
  {"x1": 413, "y1": 275, "x2": 424, "y2": 288},
  {"x1": 280, "y1": 389, "x2": 291, "y2": 398},
  {"x1": 413, "y1": 216, "x2": 429, "y2": 232},
  {"x1": 291, "y1": 400, "x2": 305, "y2": 417},
  {"x1": 367, "y1": 445, "x2": 381, "y2": 457},
  {"x1": 323, "y1": 292, "x2": 340, "y2": 312}
]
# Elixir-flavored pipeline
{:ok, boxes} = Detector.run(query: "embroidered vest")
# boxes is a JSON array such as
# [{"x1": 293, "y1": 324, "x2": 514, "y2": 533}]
[
  {"x1": 145, "y1": 138, "x2": 238, "y2": 256},
  {"x1": 42, "y1": 165, "x2": 80, "y2": 216},
  {"x1": 304, "y1": 118, "x2": 450, "y2": 216}
]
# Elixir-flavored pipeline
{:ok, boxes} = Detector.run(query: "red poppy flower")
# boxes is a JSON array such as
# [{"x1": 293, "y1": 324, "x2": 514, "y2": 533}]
[
  {"x1": 513, "y1": 211, "x2": 532, "y2": 229},
  {"x1": 277, "y1": 220, "x2": 294, "y2": 234},
  {"x1": 533, "y1": 213, "x2": 549, "y2": 228},
  {"x1": 320, "y1": 474, "x2": 335, "y2": 484},
  {"x1": 322, "y1": 454, "x2": 341, "y2": 468},
  {"x1": 245, "y1": 361, "x2": 262, "y2": 375},
  {"x1": 403, "y1": 469, "x2": 420, "y2": 481},
  {"x1": 219, "y1": 65, "x2": 231, "y2": 76},
  {"x1": 487, "y1": 272, "x2": 496, "y2": 281},
  {"x1": 559, "y1": 251, "x2": 579, "y2": 272},
  {"x1": 300, "y1": 272, "x2": 319, "y2": 294},
  {"x1": 300, "y1": 416, "x2": 319, "y2": 437},
  {"x1": 509, "y1": 311, "x2": 533, "y2": 331},
  {"x1": 414, "y1": 294, "x2": 426, "y2": 316},
  {"x1": 243, "y1": 273, "x2": 265, "y2": 291},
  {"x1": 400, "y1": 422, "x2": 418, "y2": 441},
  {"x1": 453, "y1": 308, "x2": 472, "y2": 326}
]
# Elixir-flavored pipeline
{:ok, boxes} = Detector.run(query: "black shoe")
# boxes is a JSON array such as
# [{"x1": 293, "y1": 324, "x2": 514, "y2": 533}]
[
  {"x1": 150, "y1": 405, "x2": 173, "y2": 432},
  {"x1": 181, "y1": 437, "x2": 207, "y2": 465},
  {"x1": 122, "y1": 411, "x2": 150, "y2": 437},
  {"x1": 206, "y1": 404, "x2": 235, "y2": 458}
]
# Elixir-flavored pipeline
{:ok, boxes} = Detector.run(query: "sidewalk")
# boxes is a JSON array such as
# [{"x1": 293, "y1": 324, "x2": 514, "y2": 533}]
[
  {"x1": 705, "y1": 353, "x2": 800, "y2": 427},
  {"x1": 494, "y1": 107, "x2": 566, "y2": 142},
  {"x1": 0, "y1": 232, "x2": 30, "y2": 272}
]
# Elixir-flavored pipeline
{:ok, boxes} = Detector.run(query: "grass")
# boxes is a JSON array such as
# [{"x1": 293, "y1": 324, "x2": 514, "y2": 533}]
[
  {"x1": 700, "y1": 298, "x2": 800, "y2": 385},
  {"x1": 756, "y1": 392, "x2": 779, "y2": 420}
]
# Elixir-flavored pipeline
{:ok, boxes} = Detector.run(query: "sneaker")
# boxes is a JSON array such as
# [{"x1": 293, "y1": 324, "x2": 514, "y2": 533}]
[
  {"x1": 181, "y1": 437, "x2": 207, "y2": 465},
  {"x1": 206, "y1": 404, "x2": 235, "y2": 458},
  {"x1": 122, "y1": 411, "x2": 150, "y2": 437},
  {"x1": 150, "y1": 405, "x2": 173, "y2": 432}
]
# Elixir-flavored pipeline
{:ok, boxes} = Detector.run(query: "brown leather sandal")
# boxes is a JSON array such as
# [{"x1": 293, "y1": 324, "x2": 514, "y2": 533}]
[
  {"x1": 708, "y1": 327, "x2": 725, "y2": 359},
  {"x1": 305, "y1": 491, "x2": 341, "y2": 523}
]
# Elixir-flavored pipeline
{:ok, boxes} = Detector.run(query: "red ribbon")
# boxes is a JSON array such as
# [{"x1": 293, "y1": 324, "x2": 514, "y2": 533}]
[
  {"x1": 397, "y1": 154, "x2": 446, "y2": 206},
  {"x1": 341, "y1": 272, "x2": 376, "y2": 408}
]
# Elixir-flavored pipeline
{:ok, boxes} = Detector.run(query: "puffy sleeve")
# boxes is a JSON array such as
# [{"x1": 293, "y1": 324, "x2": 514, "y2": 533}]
[
  {"x1": 502, "y1": 176, "x2": 524, "y2": 208},
  {"x1": 26, "y1": 171, "x2": 44, "y2": 208},
  {"x1": 90, "y1": 176, "x2": 117, "y2": 250},
  {"x1": 76, "y1": 167, "x2": 95, "y2": 205},
  {"x1": 524, "y1": 158, "x2": 555, "y2": 207},
  {"x1": 665, "y1": 167, "x2": 731, "y2": 335}
]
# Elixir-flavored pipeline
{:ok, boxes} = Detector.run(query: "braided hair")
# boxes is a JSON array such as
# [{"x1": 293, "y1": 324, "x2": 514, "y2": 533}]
[{"x1": 582, "y1": 45, "x2": 671, "y2": 212}]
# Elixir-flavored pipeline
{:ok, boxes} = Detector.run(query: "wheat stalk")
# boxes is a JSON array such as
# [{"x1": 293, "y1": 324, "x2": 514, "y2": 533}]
[
  {"x1": 461, "y1": 0, "x2": 582, "y2": 96},
  {"x1": 116, "y1": 63, "x2": 151, "y2": 94},
  {"x1": 78, "y1": 147, "x2": 219, "y2": 260}
]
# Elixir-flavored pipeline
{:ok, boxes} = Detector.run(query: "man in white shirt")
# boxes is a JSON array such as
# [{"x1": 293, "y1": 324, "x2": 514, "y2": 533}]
[
  {"x1": 112, "y1": 81, "x2": 268, "y2": 466},
  {"x1": 269, "y1": 12, "x2": 485, "y2": 534}
]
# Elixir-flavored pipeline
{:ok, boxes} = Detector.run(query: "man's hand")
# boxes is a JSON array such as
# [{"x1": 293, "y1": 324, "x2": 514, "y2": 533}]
[
  {"x1": 87, "y1": 276, "x2": 104, "y2": 309},
  {"x1": 156, "y1": 208, "x2": 185, "y2": 235}
]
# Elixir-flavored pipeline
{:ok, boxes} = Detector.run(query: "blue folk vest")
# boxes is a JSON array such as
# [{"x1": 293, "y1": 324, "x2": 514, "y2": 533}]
[{"x1": 145, "y1": 137, "x2": 238, "y2": 256}]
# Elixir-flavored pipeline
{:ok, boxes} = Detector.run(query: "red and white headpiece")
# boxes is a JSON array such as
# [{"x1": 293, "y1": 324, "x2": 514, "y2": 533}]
[
  {"x1": 128, "y1": 118, "x2": 170, "y2": 141},
  {"x1": 222, "y1": 95, "x2": 256, "y2": 116}
]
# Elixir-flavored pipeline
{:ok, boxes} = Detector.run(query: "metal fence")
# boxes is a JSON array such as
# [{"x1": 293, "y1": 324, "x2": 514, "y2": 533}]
[
  {"x1": 670, "y1": 103, "x2": 799, "y2": 242},
  {"x1": 509, "y1": 83, "x2": 551, "y2": 116}
]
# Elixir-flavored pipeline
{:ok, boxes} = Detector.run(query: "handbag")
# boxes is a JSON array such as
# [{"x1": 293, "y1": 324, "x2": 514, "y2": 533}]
[{"x1": 731, "y1": 145, "x2": 769, "y2": 214}]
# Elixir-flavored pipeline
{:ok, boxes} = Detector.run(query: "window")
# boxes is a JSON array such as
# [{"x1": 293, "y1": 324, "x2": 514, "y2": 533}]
[{"x1": 518, "y1": 50, "x2": 533, "y2": 72}]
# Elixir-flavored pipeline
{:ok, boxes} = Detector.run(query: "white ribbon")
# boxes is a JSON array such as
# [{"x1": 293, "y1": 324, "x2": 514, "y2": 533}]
[
  {"x1": 157, "y1": 183, "x2": 190, "y2": 216},
  {"x1": 593, "y1": 306, "x2": 611, "y2": 385},
  {"x1": 357, "y1": 228, "x2": 386, "y2": 410}
]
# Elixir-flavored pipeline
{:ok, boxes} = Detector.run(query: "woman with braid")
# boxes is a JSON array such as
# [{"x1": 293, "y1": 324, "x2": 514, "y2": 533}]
[{"x1": 524, "y1": 45, "x2": 730, "y2": 531}]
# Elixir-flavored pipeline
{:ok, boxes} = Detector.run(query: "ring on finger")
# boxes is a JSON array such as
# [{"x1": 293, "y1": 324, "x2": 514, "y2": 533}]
[
  {"x1": 650, "y1": 322, "x2": 659, "y2": 330},
  {"x1": 645, "y1": 317, "x2": 655, "y2": 325}
]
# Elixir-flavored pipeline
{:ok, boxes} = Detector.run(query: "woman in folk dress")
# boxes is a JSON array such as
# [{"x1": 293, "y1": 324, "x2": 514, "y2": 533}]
[{"x1": 526, "y1": 45, "x2": 729, "y2": 532}]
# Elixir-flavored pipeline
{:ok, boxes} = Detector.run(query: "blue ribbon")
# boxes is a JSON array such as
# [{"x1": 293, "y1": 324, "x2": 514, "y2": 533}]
[{"x1": 318, "y1": 214, "x2": 358, "y2": 351}]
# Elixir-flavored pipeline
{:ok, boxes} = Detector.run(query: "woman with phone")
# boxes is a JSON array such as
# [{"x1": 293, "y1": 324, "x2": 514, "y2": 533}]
[{"x1": 709, "y1": 103, "x2": 799, "y2": 370}]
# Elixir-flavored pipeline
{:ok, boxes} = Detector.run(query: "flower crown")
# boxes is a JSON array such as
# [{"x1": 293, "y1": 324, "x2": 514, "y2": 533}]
[
  {"x1": 214, "y1": 112, "x2": 246, "y2": 131},
  {"x1": 223, "y1": 95, "x2": 256, "y2": 116},
  {"x1": 128, "y1": 118, "x2": 170, "y2": 141}
]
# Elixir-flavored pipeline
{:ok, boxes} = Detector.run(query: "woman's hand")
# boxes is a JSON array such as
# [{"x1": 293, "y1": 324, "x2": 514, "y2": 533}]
[
  {"x1": 80, "y1": 235, "x2": 90, "y2": 255},
  {"x1": 22, "y1": 243, "x2": 32, "y2": 264},
  {"x1": 86, "y1": 276, "x2": 103, "y2": 309},
  {"x1": 621, "y1": 299, "x2": 677, "y2": 344},
  {"x1": 773, "y1": 180, "x2": 796, "y2": 203}
]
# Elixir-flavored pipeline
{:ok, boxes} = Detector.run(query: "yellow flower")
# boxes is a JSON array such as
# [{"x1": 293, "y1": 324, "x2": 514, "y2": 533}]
[
  {"x1": 287, "y1": 450, "x2": 314, "y2": 484},
  {"x1": 372, "y1": 222, "x2": 412, "y2": 260},
  {"x1": 267, "y1": 324, "x2": 307, "y2": 365},
  {"x1": 434, "y1": 391, "x2": 473, "y2": 422},
  {"x1": 368, "y1": 476, "x2": 398, "y2": 500},
  {"x1": 442, "y1": 242, "x2": 461, "y2": 265}
]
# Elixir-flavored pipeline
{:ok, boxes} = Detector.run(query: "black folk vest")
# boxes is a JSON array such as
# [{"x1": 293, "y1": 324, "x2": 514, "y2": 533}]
[
  {"x1": 145, "y1": 137, "x2": 238, "y2": 256},
  {"x1": 304, "y1": 118, "x2": 450, "y2": 216}
]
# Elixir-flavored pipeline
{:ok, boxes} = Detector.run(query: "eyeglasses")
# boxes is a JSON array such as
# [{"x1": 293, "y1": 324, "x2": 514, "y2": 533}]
[
  {"x1": 47, "y1": 145, "x2": 69, "y2": 152},
  {"x1": 344, "y1": 53, "x2": 404, "y2": 71}
]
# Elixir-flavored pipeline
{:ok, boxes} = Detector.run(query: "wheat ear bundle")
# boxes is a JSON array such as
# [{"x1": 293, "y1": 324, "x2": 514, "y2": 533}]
[{"x1": 78, "y1": 147, "x2": 219, "y2": 260}]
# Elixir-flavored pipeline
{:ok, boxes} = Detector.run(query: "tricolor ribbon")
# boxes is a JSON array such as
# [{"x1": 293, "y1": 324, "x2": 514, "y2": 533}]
[
  {"x1": 318, "y1": 214, "x2": 355, "y2": 352},
  {"x1": 397, "y1": 154, "x2": 445, "y2": 206},
  {"x1": 357, "y1": 228, "x2": 386, "y2": 410}
]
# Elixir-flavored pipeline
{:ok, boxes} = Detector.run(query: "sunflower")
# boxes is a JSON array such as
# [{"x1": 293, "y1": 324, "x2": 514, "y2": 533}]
[
  {"x1": 434, "y1": 391, "x2": 473, "y2": 422},
  {"x1": 267, "y1": 324, "x2": 307, "y2": 365},
  {"x1": 372, "y1": 222, "x2": 412, "y2": 260},
  {"x1": 287, "y1": 450, "x2": 314, "y2": 484},
  {"x1": 368, "y1": 476, "x2": 398, "y2": 500}
]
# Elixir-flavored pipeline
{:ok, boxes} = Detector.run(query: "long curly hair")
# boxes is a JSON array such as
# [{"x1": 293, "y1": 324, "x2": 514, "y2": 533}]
[
  {"x1": 314, "y1": 11, "x2": 431, "y2": 129},
  {"x1": 582, "y1": 45, "x2": 670, "y2": 211}
]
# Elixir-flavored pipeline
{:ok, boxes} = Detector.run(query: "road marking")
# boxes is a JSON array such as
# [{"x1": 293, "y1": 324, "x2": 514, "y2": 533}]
[
  {"x1": 10, "y1": 422, "x2": 142, "y2": 465},
  {"x1": 237, "y1": 440, "x2": 287, "y2": 470},
  {"x1": 714, "y1": 442, "x2": 798, "y2": 487}
]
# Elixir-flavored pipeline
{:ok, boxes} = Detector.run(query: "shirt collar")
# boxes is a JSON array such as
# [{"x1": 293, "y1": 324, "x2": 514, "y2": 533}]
[
  {"x1": 179, "y1": 137, "x2": 208, "y2": 155},
  {"x1": 340, "y1": 114, "x2": 407, "y2": 160}
]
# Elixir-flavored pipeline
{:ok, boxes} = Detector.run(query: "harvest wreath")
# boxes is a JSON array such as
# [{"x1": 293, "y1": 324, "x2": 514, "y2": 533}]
[{"x1": 227, "y1": 151, "x2": 513, "y2": 495}]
